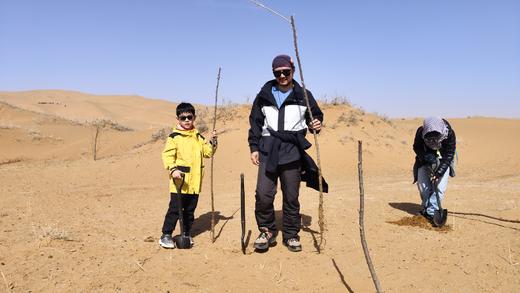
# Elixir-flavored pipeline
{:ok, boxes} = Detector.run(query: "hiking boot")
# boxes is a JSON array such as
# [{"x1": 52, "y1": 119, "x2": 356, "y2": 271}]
[
  {"x1": 283, "y1": 238, "x2": 302, "y2": 252},
  {"x1": 254, "y1": 231, "x2": 276, "y2": 250},
  {"x1": 159, "y1": 234, "x2": 175, "y2": 249}
]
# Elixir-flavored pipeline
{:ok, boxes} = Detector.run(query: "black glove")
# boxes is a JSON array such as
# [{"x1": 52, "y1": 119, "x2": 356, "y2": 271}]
[{"x1": 423, "y1": 153, "x2": 437, "y2": 164}]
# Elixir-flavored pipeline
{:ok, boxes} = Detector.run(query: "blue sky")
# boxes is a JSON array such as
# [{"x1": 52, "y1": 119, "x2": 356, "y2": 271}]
[{"x1": 1, "y1": 0, "x2": 519, "y2": 117}]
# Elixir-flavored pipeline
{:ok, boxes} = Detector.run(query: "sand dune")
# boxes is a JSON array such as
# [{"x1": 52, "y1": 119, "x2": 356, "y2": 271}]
[{"x1": 0, "y1": 91, "x2": 519, "y2": 292}]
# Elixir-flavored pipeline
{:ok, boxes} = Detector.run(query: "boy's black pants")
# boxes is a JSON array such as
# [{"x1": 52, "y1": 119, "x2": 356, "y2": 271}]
[
  {"x1": 162, "y1": 193, "x2": 199, "y2": 235},
  {"x1": 255, "y1": 160, "x2": 301, "y2": 241}
]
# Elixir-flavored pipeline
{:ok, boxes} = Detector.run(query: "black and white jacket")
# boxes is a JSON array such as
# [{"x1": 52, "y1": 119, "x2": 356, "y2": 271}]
[{"x1": 248, "y1": 79, "x2": 323, "y2": 165}]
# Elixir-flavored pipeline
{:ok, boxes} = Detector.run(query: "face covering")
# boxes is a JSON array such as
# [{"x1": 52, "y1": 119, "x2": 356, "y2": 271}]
[{"x1": 422, "y1": 117, "x2": 448, "y2": 150}]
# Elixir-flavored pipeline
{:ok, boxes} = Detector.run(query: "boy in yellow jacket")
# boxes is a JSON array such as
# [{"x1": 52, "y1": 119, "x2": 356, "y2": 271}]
[{"x1": 159, "y1": 102, "x2": 217, "y2": 249}]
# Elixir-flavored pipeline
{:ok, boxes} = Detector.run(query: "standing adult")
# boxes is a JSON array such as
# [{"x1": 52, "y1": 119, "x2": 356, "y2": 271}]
[
  {"x1": 248, "y1": 54, "x2": 326, "y2": 252},
  {"x1": 413, "y1": 117, "x2": 456, "y2": 223}
]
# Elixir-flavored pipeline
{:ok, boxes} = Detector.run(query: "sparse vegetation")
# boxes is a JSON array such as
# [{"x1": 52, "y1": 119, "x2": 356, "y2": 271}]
[
  {"x1": 27, "y1": 128, "x2": 42, "y2": 140},
  {"x1": 0, "y1": 123, "x2": 18, "y2": 129},
  {"x1": 334, "y1": 111, "x2": 361, "y2": 128},
  {"x1": 133, "y1": 127, "x2": 170, "y2": 149},
  {"x1": 216, "y1": 105, "x2": 240, "y2": 123},
  {"x1": 151, "y1": 128, "x2": 168, "y2": 142},
  {"x1": 325, "y1": 96, "x2": 351, "y2": 106},
  {"x1": 198, "y1": 119, "x2": 209, "y2": 133},
  {"x1": 0, "y1": 158, "x2": 23, "y2": 166},
  {"x1": 379, "y1": 114, "x2": 394, "y2": 127},
  {"x1": 339, "y1": 135, "x2": 355, "y2": 145},
  {"x1": 38, "y1": 224, "x2": 74, "y2": 241},
  {"x1": 37, "y1": 101, "x2": 66, "y2": 107},
  {"x1": 90, "y1": 119, "x2": 133, "y2": 132},
  {"x1": 90, "y1": 119, "x2": 133, "y2": 160}
]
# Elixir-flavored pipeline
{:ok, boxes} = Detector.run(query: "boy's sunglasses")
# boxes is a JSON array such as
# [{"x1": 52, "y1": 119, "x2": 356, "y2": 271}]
[
  {"x1": 273, "y1": 69, "x2": 292, "y2": 78},
  {"x1": 178, "y1": 114, "x2": 194, "y2": 121}
]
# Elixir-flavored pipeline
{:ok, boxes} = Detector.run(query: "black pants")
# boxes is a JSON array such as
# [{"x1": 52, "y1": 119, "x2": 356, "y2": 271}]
[
  {"x1": 255, "y1": 160, "x2": 301, "y2": 241},
  {"x1": 162, "y1": 193, "x2": 199, "y2": 235}
]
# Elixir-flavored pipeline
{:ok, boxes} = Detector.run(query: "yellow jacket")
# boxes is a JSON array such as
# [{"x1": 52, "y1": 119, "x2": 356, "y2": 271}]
[{"x1": 162, "y1": 127, "x2": 215, "y2": 195}]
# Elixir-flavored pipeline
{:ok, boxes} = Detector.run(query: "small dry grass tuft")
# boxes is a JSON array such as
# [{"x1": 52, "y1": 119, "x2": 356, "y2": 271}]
[
  {"x1": 216, "y1": 105, "x2": 241, "y2": 123},
  {"x1": 90, "y1": 119, "x2": 133, "y2": 132},
  {"x1": 38, "y1": 225, "x2": 74, "y2": 241},
  {"x1": 197, "y1": 119, "x2": 209, "y2": 133},
  {"x1": 133, "y1": 128, "x2": 170, "y2": 149},
  {"x1": 0, "y1": 123, "x2": 19, "y2": 129},
  {"x1": 326, "y1": 96, "x2": 351, "y2": 106},
  {"x1": 0, "y1": 158, "x2": 23, "y2": 166}
]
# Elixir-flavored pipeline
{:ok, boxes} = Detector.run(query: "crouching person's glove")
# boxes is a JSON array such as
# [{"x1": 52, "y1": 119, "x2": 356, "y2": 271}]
[
  {"x1": 423, "y1": 153, "x2": 437, "y2": 164},
  {"x1": 423, "y1": 153, "x2": 439, "y2": 175}
]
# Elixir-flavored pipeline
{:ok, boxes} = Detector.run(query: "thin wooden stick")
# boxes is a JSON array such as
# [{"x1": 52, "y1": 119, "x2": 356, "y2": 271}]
[
  {"x1": 249, "y1": 0, "x2": 290, "y2": 23},
  {"x1": 134, "y1": 260, "x2": 146, "y2": 272},
  {"x1": 1, "y1": 269, "x2": 11, "y2": 292},
  {"x1": 250, "y1": 0, "x2": 326, "y2": 252},
  {"x1": 210, "y1": 67, "x2": 221, "y2": 243},
  {"x1": 358, "y1": 141, "x2": 383, "y2": 293},
  {"x1": 290, "y1": 15, "x2": 326, "y2": 251},
  {"x1": 240, "y1": 173, "x2": 246, "y2": 254},
  {"x1": 509, "y1": 241, "x2": 519, "y2": 266}
]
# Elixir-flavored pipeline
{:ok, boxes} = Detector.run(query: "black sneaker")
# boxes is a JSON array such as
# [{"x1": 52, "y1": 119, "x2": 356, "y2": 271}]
[
  {"x1": 253, "y1": 231, "x2": 276, "y2": 250},
  {"x1": 283, "y1": 238, "x2": 302, "y2": 252},
  {"x1": 183, "y1": 233, "x2": 194, "y2": 247},
  {"x1": 159, "y1": 234, "x2": 175, "y2": 249}
]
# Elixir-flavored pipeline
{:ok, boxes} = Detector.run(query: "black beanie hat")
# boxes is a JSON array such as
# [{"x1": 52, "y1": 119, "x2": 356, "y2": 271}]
[{"x1": 272, "y1": 54, "x2": 294, "y2": 69}]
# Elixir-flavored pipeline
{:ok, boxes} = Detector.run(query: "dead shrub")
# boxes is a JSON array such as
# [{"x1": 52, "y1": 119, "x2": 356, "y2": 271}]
[
  {"x1": 0, "y1": 158, "x2": 23, "y2": 165},
  {"x1": 336, "y1": 111, "x2": 360, "y2": 127},
  {"x1": 38, "y1": 225, "x2": 74, "y2": 241}
]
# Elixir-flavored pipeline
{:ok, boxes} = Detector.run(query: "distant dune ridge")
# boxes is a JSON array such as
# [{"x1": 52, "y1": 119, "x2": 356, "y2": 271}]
[
  {"x1": 0, "y1": 90, "x2": 519, "y2": 292},
  {"x1": 2, "y1": 89, "x2": 519, "y2": 172}
]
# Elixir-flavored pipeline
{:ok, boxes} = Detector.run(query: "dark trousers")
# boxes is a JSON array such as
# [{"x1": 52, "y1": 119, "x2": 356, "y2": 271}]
[
  {"x1": 255, "y1": 160, "x2": 301, "y2": 241},
  {"x1": 162, "y1": 193, "x2": 199, "y2": 235}
]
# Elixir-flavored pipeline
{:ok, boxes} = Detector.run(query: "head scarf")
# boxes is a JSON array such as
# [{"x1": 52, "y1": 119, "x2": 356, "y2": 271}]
[{"x1": 422, "y1": 117, "x2": 448, "y2": 150}]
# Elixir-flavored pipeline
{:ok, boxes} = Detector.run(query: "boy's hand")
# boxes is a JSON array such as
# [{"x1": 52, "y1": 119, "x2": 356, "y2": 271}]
[
  {"x1": 250, "y1": 151, "x2": 259, "y2": 166},
  {"x1": 170, "y1": 169, "x2": 183, "y2": 179},
  {"x1": 308, "y1": 119, "x2": 322, "y2": 131},
  {"x1": 210, "y1": 129, "x2": 218, "y2": 147}
]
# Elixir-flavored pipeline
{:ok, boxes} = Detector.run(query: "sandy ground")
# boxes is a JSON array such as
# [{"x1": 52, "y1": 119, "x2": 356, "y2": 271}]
[{"x1": 0, "y1": 91, "x2": 519, "y2": 292}]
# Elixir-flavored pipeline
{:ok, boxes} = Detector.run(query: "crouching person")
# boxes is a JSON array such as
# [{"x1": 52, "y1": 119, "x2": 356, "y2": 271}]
[
  {"x1": 413, "y1": 117, "x2": 456, "y2": 223},
  {"x1": 159, "y1": 102, "x2": 217, "y2": 249}
]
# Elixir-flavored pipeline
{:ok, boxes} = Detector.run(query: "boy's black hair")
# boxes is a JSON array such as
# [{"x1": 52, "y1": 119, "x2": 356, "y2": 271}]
[{"x1": 176, "y1": 102, "x2": 196, "y2": 116}]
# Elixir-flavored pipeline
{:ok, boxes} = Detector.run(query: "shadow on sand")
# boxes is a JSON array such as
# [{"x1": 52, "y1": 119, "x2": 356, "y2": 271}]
[
  {"x1": 191, "y1": 209, "x2": 237, "y2": 239},
  {"x1": 388, "y1": 202, "x2": 520, "y2": 231}
]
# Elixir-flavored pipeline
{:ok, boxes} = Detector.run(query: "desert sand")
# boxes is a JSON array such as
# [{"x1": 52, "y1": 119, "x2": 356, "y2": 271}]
[{"x1": 0, "y1": 90, "x2": 519, "y2": 292}]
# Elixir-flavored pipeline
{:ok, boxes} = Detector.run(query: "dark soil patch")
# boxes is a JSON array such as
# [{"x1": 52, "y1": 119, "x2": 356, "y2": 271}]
[{"x1": 387, "y1": 215, "x2": 452, "y2": 232}]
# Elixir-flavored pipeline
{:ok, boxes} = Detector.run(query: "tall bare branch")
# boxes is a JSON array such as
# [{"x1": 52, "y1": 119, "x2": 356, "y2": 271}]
[
  {"x1": 358, "y1": 141, "x2": 383, "y2": 293},
  {"x1": 210, "y1": 67, "x2": 221, "y2": 243}
]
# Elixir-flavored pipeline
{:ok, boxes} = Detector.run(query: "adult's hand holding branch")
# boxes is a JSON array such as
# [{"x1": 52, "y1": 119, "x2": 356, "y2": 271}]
[
  {"x1": 308, "y1": 118, "x2": 321, "y2": 132},
  {"x1": 250, "y1": 151, "x2": 259, "y2": 166}
]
